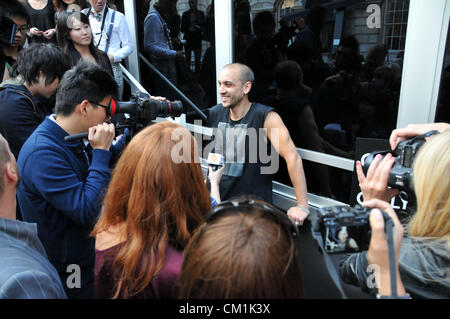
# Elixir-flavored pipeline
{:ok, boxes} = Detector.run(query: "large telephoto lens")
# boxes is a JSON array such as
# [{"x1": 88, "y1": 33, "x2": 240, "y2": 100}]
[{"x1": 150, "y1": 99, "x2": 183, "y2": 118}]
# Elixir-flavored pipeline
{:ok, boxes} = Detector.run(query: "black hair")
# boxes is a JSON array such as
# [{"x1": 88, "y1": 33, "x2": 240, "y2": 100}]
[
  {"x1": 0, "y1": 0, "x2": 30, "y2": 23},
  {"x1": 252, "y1": 11, "x2": 275, "y2": 33},
  {"x1": 16, "y1": 43, "x2": 70, "y2": 85},
  {"x1": 55, "y1": 61, "x2": 118, "y2": 116},
  {"x1": 274, "y1": 60, "x2": 303, "y2": 90},
  {"x1": 339, "y1": 35, "x2": 360, "y2": 54},
  {"x1": 56, "y1": 11, "x2": 105, "y2": 67},
  {"x1": 53, "y1": 0, "x2": 87, "y2": 12}
]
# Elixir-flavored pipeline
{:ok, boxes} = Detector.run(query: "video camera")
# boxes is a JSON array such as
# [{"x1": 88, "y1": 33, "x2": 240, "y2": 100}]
[
  {"x1": 361, "y1": 130, "x2": 440, "y2": 192},
  {"x1": 0, "y1": 16, "x2": 17, "y2": 46},
  {"x1": 312, "y1": 205, "x2": 392, "y2": 254},
  {"x1": 64, "y1": 92, "x2": 183, "y2": 142},
  {"x1": 109, "y1": 92, "x2": 183, "y2": 138}
]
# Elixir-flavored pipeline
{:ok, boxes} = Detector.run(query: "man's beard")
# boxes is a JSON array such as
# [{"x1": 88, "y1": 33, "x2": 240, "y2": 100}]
[{"x1": 222, "y1": 94, "x2": 243, "y2": 109}]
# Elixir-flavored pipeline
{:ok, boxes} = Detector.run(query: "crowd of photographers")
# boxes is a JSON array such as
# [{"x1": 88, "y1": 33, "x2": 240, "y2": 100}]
[{"x1": 0, "y1": 0, "x2": 449, "y2": 300}]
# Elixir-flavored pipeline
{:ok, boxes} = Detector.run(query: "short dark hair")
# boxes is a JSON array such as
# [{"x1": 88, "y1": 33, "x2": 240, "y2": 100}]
[
  {"x1": 0, "y1": 0, "x2": 30, "y2": 23},
  {"x1": 16, "y1": 43, "x2": 70, "y2": 86},
  {"x1": 274, "y1": 60, "x2": 303, "y2": 90},
  {"x1": 339, "y1": 35, "x2": 360, "y2": 54},
  {"x1": 252, "y1": 11, "x2": 275, "y2": 33},
  {"x1": 55, "y1": 61, "x2": 118, "y2": 116}
]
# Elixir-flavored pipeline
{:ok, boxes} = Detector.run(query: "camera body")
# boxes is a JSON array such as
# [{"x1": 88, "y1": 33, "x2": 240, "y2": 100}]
[
  {"x1": 361, "y1": 130, "x2": 439, "y2": 191},
  {"x1": 313, "y1": 205, "x2": 374, "y2": 254},
  {"x1": 114, "y1": 92, "x2": 183, "y2": 133}
]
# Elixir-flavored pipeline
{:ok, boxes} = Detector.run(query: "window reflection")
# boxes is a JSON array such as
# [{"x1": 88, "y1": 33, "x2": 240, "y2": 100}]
[{"x1": 226, "y1": 0, "x2": 410, "y2": 201}]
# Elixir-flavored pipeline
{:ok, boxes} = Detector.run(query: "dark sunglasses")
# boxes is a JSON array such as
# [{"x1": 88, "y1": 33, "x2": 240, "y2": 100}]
[{"x1": 89, "y1": 98, "x2": 118, "y2": 117}]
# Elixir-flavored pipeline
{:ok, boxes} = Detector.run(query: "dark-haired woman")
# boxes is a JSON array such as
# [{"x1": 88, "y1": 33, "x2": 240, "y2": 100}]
[
  {"x1": 53, "y1": 0, "x2": 86, "y2": 12},
  {"x1": 56, "y1": 11, "x2": 113, "y2": 75}
]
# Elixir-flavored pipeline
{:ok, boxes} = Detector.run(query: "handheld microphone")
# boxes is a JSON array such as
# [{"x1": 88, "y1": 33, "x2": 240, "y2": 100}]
[{"x1": 207, "y1": 153, "x2": 224, "y2": 171}]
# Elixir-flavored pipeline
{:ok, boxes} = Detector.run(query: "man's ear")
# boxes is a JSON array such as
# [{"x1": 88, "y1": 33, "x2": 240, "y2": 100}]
[
  {"x1": 4, "y1": 162, "x2": 18, "y2": 184},
  {"x1": 78, "y1": 99, "x2": 91, "y2": 117},
  {"x1": 243, "y1": 81, "x2": 252, "y2": 95}
]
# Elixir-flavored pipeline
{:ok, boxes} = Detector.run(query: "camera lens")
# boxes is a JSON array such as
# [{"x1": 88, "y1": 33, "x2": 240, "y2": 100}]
[{"x1": 149, "y1": 100, "x2": 183, "y2": 118}]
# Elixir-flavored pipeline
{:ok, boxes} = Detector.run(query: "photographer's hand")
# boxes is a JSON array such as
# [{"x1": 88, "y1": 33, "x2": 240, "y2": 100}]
[
  {"x1": 356, "y1": 154, "x2": 399, "y2": 202},
  {"x1": 88, "y1": 123, "x2": 115, "y2": 151},
  {"x1": 389, "y1": 122, "x2": 450, "y2": 150},
  {"x1": 364, "y1": 199, "x2": 406, "y2": 297},
  {"x1": 287, "y1": 205, "x2": 309, "y2": 226},
  {"x1": 150, "y1": 95, "x2": 167, "y2": 101}
]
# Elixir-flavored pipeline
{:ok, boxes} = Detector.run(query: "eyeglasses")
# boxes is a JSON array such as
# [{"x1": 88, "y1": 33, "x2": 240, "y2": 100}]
[
  {"x1": 15, "y1": 25, "x2": 29, "y2": 34},
  {"x1": 89, "y1": 99, "x2": 111, "y2": 116}
]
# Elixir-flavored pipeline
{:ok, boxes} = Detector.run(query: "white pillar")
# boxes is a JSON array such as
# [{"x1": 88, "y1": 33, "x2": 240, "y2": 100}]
[
  {"x1": 123, "y1": 0, "x2": 141, "y2": 86},
  {"x1": 214, "y1": 0, "x2": 234, "y2": 104},
  {"x1": 397, "y1": 0, "x2": 450, "y2": 127}
]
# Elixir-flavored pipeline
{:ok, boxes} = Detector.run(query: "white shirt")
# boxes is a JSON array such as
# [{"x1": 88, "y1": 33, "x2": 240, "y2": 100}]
[{"x1": 84, "y1": 6, "x2": 134, "y2": 63}]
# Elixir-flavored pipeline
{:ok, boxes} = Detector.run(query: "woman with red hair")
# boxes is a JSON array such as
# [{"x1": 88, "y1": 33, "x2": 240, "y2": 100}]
[{"x1": 92, "y1": 122, "x2": 215, "y2": 299}]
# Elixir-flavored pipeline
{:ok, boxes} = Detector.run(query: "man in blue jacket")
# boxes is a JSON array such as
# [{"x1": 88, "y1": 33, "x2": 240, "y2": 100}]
[
  {"x1": 144, "y1": 0, "x2": 184, "y2": 99},
  {"x1": 17, "y1": 61, "x2": 119, "y2": 299},
  {"x1": 0, "y1": 134, "x2": 67, "y2": 299},
  {"x1": 0, "y1": 43, "x2": 70, "y2": 159}
]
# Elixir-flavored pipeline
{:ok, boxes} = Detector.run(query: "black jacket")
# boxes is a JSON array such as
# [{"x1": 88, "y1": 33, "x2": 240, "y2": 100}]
[
  {"x1": 0, "y1": 80, "x2": 48, "y2": 158},
  {"x1": 339, "y1": 237, "x2": 450, "y2": 298}
]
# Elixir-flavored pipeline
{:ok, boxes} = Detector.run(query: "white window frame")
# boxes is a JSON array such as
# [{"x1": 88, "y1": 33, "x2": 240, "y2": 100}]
[{"x1": 382, "y1": 0, "x2": 409, "y2": 51}]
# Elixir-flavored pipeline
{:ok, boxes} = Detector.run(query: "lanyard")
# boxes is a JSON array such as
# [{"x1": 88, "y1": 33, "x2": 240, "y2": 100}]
[{"x1": 87, "y1": 6, "x2": 109, "y2": 47}]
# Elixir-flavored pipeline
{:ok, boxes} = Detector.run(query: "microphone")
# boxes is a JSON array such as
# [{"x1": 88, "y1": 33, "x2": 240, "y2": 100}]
[{"x1": 207, "y1": 152, "x2": 224, "y2": 171}]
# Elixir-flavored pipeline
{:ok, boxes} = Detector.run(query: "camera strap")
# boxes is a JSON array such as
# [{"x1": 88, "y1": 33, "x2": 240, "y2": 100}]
[{"x1": 384, "y1": 216, "x2": 398, "y2": 297}]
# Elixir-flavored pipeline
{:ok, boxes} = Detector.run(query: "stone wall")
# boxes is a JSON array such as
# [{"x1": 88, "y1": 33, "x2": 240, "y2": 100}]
[{"x1": 343, "y1": 0, "x2": 383, "y2": 57}]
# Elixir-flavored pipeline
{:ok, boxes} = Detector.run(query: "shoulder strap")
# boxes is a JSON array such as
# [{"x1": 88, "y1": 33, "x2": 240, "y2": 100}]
[
  {"x1": 9, "y1": 89, "x2": 40, "y2": 118},
  {"x1": 104, "y1": 10, "x2": 116, "y2": 54}
]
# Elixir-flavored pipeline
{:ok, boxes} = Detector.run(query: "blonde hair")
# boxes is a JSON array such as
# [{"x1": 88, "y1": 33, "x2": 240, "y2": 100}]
[{"x1": 408, "y1": 131, "x2": 450, "y2": 238}]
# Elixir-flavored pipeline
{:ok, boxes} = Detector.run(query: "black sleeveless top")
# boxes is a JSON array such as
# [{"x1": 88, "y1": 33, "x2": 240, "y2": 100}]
[
  {"x1": 208, "y1": 103, "x2": 275, "y2": 203},
  {"x1": 23, "y1": 0, "x2": 56, "y2": 43}
]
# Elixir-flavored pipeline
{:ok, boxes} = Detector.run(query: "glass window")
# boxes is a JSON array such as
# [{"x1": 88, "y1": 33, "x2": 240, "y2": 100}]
[
  {"x1": 383, "y1": 0, "x2": 409, "y2": 51},
  {"x1": 223, "y1": 0, "x2": 411, "y2": 202},
  {"x1": 138, "y1": 0, "x2": 215, "y2": 123}
]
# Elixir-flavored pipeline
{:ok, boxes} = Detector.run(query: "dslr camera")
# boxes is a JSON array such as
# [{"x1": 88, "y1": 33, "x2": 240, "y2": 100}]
[
  {"x1": 312, "y1": 205, "x2": 391, "y2": 254},
  {"x1": 113, "y1": 92, "x2": 183, "y2": 134},
  {"x1": 361, "y1": 130, "x2": 439, "y2": 192}
]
